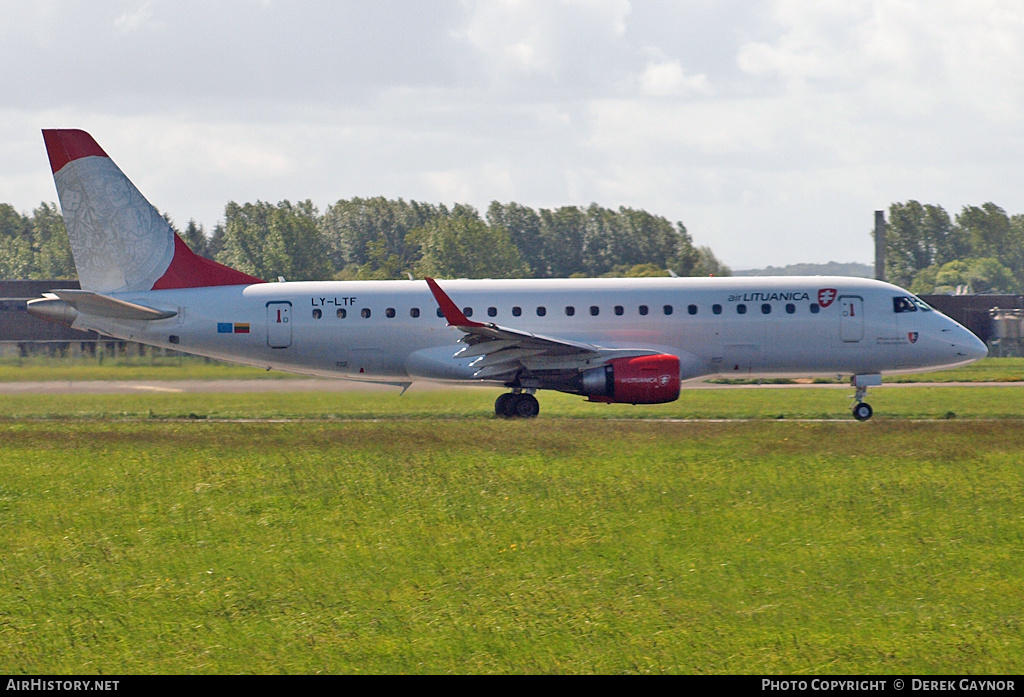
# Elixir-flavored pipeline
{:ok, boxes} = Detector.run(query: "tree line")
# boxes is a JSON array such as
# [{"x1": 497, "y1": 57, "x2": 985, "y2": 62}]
[
  {"x1": 10, "y1": 196, "x2": 1024, "y2": 293},
  {"x1": 884, "y1": 201, "x2": 1024, "y2": 294},
  {"x1": 0, "y1": 198, "x2": 729, "y2": 282}
]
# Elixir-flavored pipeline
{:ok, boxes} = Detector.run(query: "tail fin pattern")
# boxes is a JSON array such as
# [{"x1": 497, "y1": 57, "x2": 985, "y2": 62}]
[{"x1": 42, "y1": 129, "x2": 262, "y2": 293}]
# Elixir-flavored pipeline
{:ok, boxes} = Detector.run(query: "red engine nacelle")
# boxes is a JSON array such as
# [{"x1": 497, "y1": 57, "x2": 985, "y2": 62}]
[{"x1": 582, "y1": 354, "x2": 681, "y2": 404}]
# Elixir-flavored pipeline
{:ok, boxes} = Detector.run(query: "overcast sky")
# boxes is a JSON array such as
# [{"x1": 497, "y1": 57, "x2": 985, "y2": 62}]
[{"x1": 3, "y1": 0, "x2": 1024, "y2": 270}]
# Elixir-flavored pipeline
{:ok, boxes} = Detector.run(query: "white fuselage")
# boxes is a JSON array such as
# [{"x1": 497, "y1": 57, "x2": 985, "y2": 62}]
[{"x1": 69, "y1": 276, "x2": 987, "y2": 386}]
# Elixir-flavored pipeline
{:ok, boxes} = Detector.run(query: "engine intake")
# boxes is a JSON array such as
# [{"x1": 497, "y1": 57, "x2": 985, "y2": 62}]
[{"x1": 582, "y1": 354, "x2": 681, "y2": 404}]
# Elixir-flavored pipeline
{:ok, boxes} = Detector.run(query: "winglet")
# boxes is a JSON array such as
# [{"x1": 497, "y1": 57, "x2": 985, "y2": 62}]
[{"x1": 425, "y1": 278, "x2": 484, "y2": 328}]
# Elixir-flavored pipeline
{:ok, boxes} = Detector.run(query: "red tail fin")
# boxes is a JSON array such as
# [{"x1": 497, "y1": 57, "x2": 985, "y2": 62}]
[
  {"x1": 151, "y1": 234, "x2": 264, "y2": 289},
  {"x1": 43, "y1": 129, "x2": 264, "y2": 292}
]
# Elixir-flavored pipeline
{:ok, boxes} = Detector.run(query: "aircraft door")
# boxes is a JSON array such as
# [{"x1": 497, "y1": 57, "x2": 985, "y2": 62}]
[
  {"x1": 267, "y1": 301, "x2": 292, "y2": 348},
  {"x1": 839, "y1": 296, "x2": 864, "y2": 342}
]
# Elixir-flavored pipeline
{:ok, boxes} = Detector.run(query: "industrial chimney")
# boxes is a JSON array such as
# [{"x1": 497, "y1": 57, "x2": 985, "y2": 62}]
[{"x1": 874, "y1": 210, "x2": 886, "y2": 281}]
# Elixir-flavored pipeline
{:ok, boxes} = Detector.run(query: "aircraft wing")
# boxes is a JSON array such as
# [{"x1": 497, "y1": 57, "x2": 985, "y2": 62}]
[{"x1": 425, "y1": 278, "x2": 658, "y2": 379}]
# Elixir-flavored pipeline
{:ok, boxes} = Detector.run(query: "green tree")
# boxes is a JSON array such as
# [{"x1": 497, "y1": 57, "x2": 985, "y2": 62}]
[
  {"x1": 0, "y1": 203, "x2": 34, "y2": 278},
  {"x1": 486, "y1": 201, "x2": 543, "y2": 277},
  {"x1": 957, "y1": 203, "x2": 1013, "y2": 261},
  {"x1": 692, "y1": 246, "x2": 731, "y2": 277},
  {"x1": 666, "y1": 222, "x2": 701, "y2": 277},
  {"x1": 579, "y1": 204, "x2": 619, "y2": 276},
  {"x1": 354, "y1": 238, "x2": 413, "y2": 280},
  {"x1": 956, "y1": 203, "x2": 1024, "y2": 284},
  {"x1": 617, "y1": 263, "x2": 670, "y2": 278},
  {"x1": 909, "y1": 265, "x2": 940, "y2": 295},
  {"x1": 882, "y1": 201, "x2": 963, "y2": 288},
  {"x1": 181, "y1": 219, "x2": 209, "y2": 258},
  {"x1": 207, "y1": 223, "x2": 227, "y2": 259},
  {"x1": 911, "y1": 257, "x2": 1018, "y2": 294},
  {"x1": 614, "y1": 207, "x2": 686, "y2": 273},
  {"x1": 539, "y1": 206, "x2": 585, "y2": 278},
  {"x1": 218, "y1": 200, "x2": 330, "y2": 281},
  {"x1": 320, "y1": 197, "x2": 445, "y2": 275},
  {"x1": 32, "y1": 202, "x2": 75, "y2": 279},
  {"x1": 966, "y1": 257, "x2": 1019, "y2": 293},
  {"x1": 415, "y1": 208, "x2": 527, "y2": 279}
]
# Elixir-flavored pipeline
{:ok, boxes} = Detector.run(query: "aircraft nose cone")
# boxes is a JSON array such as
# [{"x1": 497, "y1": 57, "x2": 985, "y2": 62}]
[
  {"x1": 964, "y1": 333, "x2": 988, "y2": 361},
  {"x1": 954, "y1": 328, "x2": 988, "y2": 362}
]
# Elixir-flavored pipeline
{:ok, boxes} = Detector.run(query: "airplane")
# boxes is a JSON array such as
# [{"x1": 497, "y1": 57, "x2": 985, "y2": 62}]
[{"x1": 27, "y1": 129, "x2": 988, "y2": 420}]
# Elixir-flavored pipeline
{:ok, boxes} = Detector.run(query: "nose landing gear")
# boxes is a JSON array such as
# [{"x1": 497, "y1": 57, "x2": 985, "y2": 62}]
[
  {"x1": 850, "y1": 374, "x2": 881, "y2": 421},
  {"x1": 852, "y1": 401, "x2": 873, "y2": 421},
  {"x1": 495, "y1": 390, "x2": 540, "y2": 419}
]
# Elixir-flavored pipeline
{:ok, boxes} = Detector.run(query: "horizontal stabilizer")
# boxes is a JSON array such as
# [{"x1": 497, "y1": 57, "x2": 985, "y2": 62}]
[{"x1": 46, "y1": 290, "x2": 177, "y2": 321}]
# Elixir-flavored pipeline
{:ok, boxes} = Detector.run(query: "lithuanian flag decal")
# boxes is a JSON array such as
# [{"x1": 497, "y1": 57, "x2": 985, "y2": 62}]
[{"x1": 218, "y1": 322, "x2": 251, "y2": 334}]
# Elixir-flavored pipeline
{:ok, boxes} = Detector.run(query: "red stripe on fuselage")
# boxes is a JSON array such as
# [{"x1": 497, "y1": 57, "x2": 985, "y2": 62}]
[
  {"x1": 42, "y1": 129, "x2": 109, "y2": 173},
  {"x1": 151, "y1": 234, "x2": 265, "y2": 290}
]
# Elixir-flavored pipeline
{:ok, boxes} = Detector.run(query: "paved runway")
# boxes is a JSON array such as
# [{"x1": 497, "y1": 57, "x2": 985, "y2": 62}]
[{"x1": 1, "y1": 378, "x2": 1021, "y2": 395}]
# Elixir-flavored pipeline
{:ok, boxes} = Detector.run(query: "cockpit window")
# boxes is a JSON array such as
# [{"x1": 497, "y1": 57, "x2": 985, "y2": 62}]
[
  {"x1": 893, "y1": 297, "x2": 917, "y2": 313},
  {"x1": 893, "y1": 296, "x2": 933, "y2": 313}
]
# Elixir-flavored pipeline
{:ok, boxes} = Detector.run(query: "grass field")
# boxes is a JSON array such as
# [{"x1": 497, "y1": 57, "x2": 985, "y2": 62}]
[
  {"x1": 0, "y1": 353, "x2": 280, "y2": 383},
  {"x1": 1, "y1": 383, "x2": 1024, "y2": 421},
  {"x1": 3, "y1": 354, "x2": 1024, "y2": 384},
  {"x1": 1, "y1": 385, "x2": 1023, "y2": 674}
]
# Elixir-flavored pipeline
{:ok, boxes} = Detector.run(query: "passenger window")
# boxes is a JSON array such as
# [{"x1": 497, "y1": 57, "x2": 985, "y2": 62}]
[
  {"x1": 312, "y1": 309, "x2": 322, "y2": 319},
  {"x1": 337, "y1": 308, "x2": 346, "y2": 319},
  {"x1": 761, "y1": 303, "x2": 771, "y2": 315},
  {"x1": 713, "y1": 304, "x2": 722, "y2": 315},
  {"x1": 893, "y1": 297, "x2": 918, "y2": 313},
  {"x1": 688, "y1": 304, "x2": 697, "y2": 315},
  {"x1": 410, "y1": 308, "x2": 420, "y2": 318},
  {"x1": 463, "y1": 307, "x2": 473, "y2": 318},
  {"x1": 361, "y1": 308, "x2": 371, "y2": 319},
  {"x1": 639, "y1": 305, "x2": 649, "y2": 316},
  {"x1": 737, "y1": 304, "x2": 747, "y2": 315},
  {"x1": 488, "y1": 307, "x2": 497, "y2": 317},
  {"x1": 663, "y1": 305, "x2": 673, "y2": 315},
  {"x1": 810, "y1": 304, "x2": 820, "y2": 314},
  {"x1": 614, "y1": 305, "x2": 624, "y2": 316},
  {"x1": 590, "y1": 306, "x2": 600, "y2": 316},
  {"x1": 785, "y1": 303, "x2": 795, "y2": 314},
  {"x1": 565, "y1": 306, "x2": 575, "y2": 316},
  {"x1": 385, "y1": 308, "x2": 396, "y2": 318},
  {"x1": 436, "y1": 308, "x2": 444, "y2": 318},
  {"x1": 537, "y1": 306, "x2": 546, "y2": 317},
  {"x1": 512, "y1": 306, "x2": 522, "y2": 317}
]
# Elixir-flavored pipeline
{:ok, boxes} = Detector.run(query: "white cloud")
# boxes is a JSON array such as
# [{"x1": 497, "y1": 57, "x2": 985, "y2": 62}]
[
  {"x1": 458, "y1": 0, "x2": 632, "y2": 83},
  {"x1": 114, "y1": 2, "x2": 156, "y2": 33},
  {"x1": 736, "y1": 0, "x2": 1024, "y2": 123},
  {"x1": 638, "y1": 60, "x2": 709, "y2": 97},
  {"x1": 587, "y1": 98, "x2": 778, "y2": 156},
  {"x1": 6, "y1": 1, "x2": 1024, "y2": 268}
]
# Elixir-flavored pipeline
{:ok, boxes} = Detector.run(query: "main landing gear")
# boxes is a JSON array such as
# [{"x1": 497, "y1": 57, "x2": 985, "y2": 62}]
[
  {"x1": 495, "y1": 390, "x2": 540, "y2": 419},
  {"x1": 850, "y1": 374, "x2": 882, "y2": 421}
]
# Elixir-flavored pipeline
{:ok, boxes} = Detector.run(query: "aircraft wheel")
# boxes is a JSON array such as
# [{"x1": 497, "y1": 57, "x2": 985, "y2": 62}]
[
  {"x1": 852, "y1": 402, "x2": 873, "y2": 421},
  {"x1": 495, "y1": 393, "x2": 516, "y2": 418},
  {"x1": 514, "y1": 393, "x2": 540, "y2": 419}
]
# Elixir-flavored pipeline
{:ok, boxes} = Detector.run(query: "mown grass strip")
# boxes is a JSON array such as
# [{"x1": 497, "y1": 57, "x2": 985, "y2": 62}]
[
  {"x1": 1, "y1": 384, "x2": 1023, "y2": 421},
  {"x1": 2, "y1": 355, "x2": 1023, "y2": 384},
  {"x1": 0, "y1": 354, "x2": 282, "y2": 383},
  {"x1": 0, "y1": 419, "x2": 1021, "y2": 674}
]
